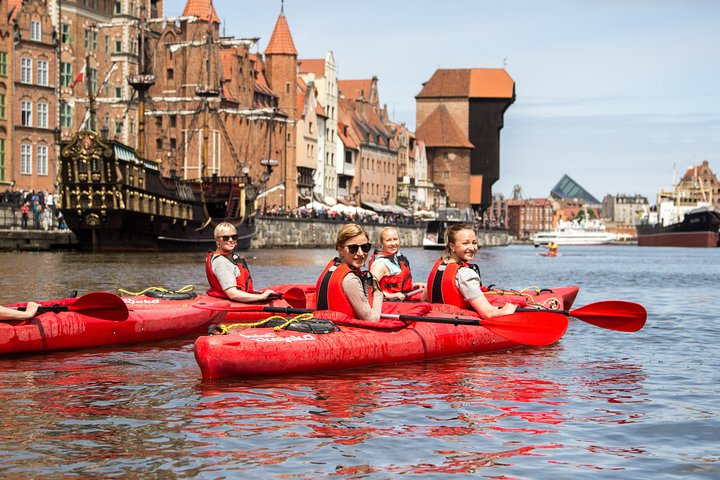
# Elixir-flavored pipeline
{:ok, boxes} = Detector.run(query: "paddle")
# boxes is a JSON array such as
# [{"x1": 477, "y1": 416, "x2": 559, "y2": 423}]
[
  {"x1": 517, "y1": 300, "x2": 646, "y2": 332},
  {"x1": 11, "y1": 292, "x2": 129, "y2": 321},
  {"x1": 253, "y1": 287, "x2": 306, "y2": 308},
  {"x1": 194, "y1": 304, "x2": 568, "y2": 346}
]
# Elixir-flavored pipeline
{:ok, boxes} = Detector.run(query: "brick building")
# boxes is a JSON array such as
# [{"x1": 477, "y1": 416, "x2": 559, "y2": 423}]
[
  {"x1": 4, "y1": 0, "x2": 58, "y2": 192},
  {"x1": 506, "y1": 197, "x2": 554, "y2": 241},
  {"x1": 415, "y1": 68, "x2": 515, "y2": 212}
]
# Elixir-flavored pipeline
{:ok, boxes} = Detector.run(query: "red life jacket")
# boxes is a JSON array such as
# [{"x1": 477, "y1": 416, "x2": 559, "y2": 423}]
[
  {"x1": 315, "y1": 258, "x2": 373, "y2": 317},
  {"x1": 205, "y1": 251, "x2": 254, "y2": 299},
  {"x1": 368, "y1": 251, "x2": 414, "y2": 293},
  {"x1": 426, "y1": 258, "x2": 482, "y2": 309}
]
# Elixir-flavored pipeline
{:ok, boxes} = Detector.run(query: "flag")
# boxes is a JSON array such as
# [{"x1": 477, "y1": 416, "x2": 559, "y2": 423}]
[{"x1": 69, "y1": 62, "x2": 87, "y2": 89}]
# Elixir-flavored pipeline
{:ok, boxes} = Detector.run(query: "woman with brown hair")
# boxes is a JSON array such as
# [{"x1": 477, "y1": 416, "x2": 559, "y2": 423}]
[
  {"x1": 426, "y1": 223, "x2": 516, "y2": 319},
  {"x1": 315, "y1": 223, "x2": 383, "y2": 321}
]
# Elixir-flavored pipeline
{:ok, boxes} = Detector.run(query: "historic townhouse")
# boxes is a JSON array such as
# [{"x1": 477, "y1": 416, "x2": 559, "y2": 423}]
[
  {"x1": 298, "y1": 52, "x2": 339, "y2": 204},
  {"x1": 294, "y1": 76, "x2": 320, "y2": 206},
  {"x1": 0, "y1": 0, "x2": 12, "y2": 186},
  {"x1": 337, "y1": 77, "x2": 398, "y2": 207},
  {"x1": 11, "y1": 0, "x2": 57, "y2": 191}
]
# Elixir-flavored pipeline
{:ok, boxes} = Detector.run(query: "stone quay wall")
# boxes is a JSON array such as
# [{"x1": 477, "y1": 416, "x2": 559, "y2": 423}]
[{"x1": 252, "y1": 217, "x2": 511, "y2": 249}]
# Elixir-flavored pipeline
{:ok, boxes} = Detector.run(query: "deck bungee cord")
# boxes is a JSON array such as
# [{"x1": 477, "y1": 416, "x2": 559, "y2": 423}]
[
  {"x1": 117, "y1": 285, "x2": 197, "y2": 300},
  {"x1": 209, "y1": 313, "x2": 338, "y2": 335}
]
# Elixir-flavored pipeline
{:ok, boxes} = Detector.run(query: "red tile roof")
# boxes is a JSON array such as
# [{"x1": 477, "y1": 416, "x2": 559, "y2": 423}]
[
  {"x1": 338, "y1": 79, "x2": 373, "y2": 101},
  {"x1": 8, "y1": 0, "x2": 22, "y2": 21},
  {"x1": 415, "y1": 105, "x2": 474, "y2": 148},
  {"x1": 265, "y1": 12, "x2": 297, "y2": 55},
  {"x1": 416, "y1": 68, "x2": 514, "y2": 99},
  {"x1": 218, "y1": 49, "x2": 236, "y2": 101},
  {"x1": 182, "y1": 0, "x2": 220, "y2": 24},
  {"x1": 298, "y1": 59, "x2": 325, "y2": 77}
]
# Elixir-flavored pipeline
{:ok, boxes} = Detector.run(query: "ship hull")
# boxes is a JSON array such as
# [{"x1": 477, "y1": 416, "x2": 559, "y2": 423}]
[
  {"x1": 59, "y1": 131, "x2": 256, "y2": 252},
  {"x1": 636, "y1": 208, "x2": 720, "y2": 248}
]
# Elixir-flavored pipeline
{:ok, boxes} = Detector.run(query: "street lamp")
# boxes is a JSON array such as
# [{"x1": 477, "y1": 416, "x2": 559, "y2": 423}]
[{"x1": 260, "y1": 159, "x2": 279, "y2": 215}]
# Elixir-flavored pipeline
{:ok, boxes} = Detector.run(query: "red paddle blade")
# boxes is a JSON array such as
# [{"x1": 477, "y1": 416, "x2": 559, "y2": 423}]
[
  {"x1": 282, "y1": 287, "x2": 307, "y2": 309},
  {"x1": 569, "y1": 301, "x2": 647, "y2": 332},
  {"x1": 69, "y1": 292, "x2": 129, "y2": 321},
  {"x1": 482, "y1": 311, "x2": 568, "y2": 346}
]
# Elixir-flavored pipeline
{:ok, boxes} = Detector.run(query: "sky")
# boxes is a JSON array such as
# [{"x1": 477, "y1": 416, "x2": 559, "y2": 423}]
[{"x1": 164, "y1": 0, "x2": 720, "y2": 204}]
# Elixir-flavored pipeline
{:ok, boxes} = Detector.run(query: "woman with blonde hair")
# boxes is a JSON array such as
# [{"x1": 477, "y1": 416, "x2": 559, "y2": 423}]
[
  {"x1": 205, "y1": 222, "x2": 275, "y2": 302},
  {"x1": 369, "y1": 226, "x2": 426, "y2": 301},
  {"x1": 426, "y1": 223, "x2": 516, "y2": 319},
  {"x1": 315, "y1": 223, "x2": 383, "y2": 321}
]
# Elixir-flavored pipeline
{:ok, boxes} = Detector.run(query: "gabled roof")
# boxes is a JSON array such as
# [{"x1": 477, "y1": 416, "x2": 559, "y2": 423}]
[
  {"x1": 265, "y1": 12, "x2": 297, "y2": 55},
  {"x1": 298, "y1": 59, "x2": 325, "y2": 77},
  {"x1": 416, "y1": 68, "x2": 514, "y2": 99},
  {"x1": 218, "y1": 49, "x2": 236, "y2": 101},
  {"x1": 415, "y1": 105, "x2": 474, "y2": 148},
  {"x1": 338, "y1": 79, "x2": 373, "y2": 101},
  {"x1": 249, "y1": 53, "x2": 278, "y2": 107},
  {"x1": 8, "y1": 0, "x2": 22, "y2": 21},
  {"x1": 182, "y1": 0, "x2": 220, "y2": 24},
  {"x1": 551, "y1": 174, "x2": 601, "y2": 205}
]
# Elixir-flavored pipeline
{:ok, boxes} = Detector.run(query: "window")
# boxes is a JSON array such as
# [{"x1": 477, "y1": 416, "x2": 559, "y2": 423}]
[
  {"x1": 60, "y1": 102, "x2": 72, "y2": 128},
  {"x1": 114, "y1": 0, "x2": 122, "y2": 14},
  {"x1": 84, "y1": 29, "x2": 90, "y2": 49},
  {"x1": 60, "y1": 62, "x2": 72, "y2": 87},
  {"x1": 21, "y1": 58, "x2": 32, "y2": 84},
  {"x1": 104, "y1": 35, "x2": 109, "y2": 53},
  {"x1": 0, "y1": 94, "x2": 5, "y2": 120},
  {"x1": 30, "y1": 21, "x2": 41, "y2": 41},
  {"x1": 115, "y1": 40, "x2": 122, "y2": 53},
  {"x1": 21, "y1": 101, "x2": 32, "y2": 127},
  {"x1": 0, "y1": 52, "x2": 6, "y2": 77},
  {"x1": 37, "y1": 145, "x2": 48, "y2": 176},
  {"x1": 156, "y1": 138, "x2": 163, "y2": 150},
  {"x1": 92, "y1": 31, "x2": 98, "y2": 51},
  {"x1": 88, "y1": 68, "x2": 97, "y2": 93},
  {"x1": 115, "y1": 120, "x2": 123, "y2": 135},
  {"x1": 37, "y1": 60, "x2": 48, "y2": 86},
  {"x1": 166, "y1": 68, "x2": 173, "y2": 80},
  {"x1": 115, "y1": 87, "x2": 122, "y2": 98},
  {"x1": 21, "y1": 144, "x2": 32, "y2": 175},
  {"x1": 61, "y1": 24, "x2": 70, "y2": 44},
  {"x1": 169, "y1": 115, "x2": 177, "y2": 128},
  {"x1": 37, "y1": 102, "x2": 48, "y2": 128}
]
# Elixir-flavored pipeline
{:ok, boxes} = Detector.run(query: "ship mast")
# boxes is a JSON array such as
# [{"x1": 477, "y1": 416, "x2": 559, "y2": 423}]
[
  {"x1": 127, "y1": 3, "x2": 156, "y2": 157},
  {"x1": 196, "y1": 3, "x2": 220, "y2": 178}
]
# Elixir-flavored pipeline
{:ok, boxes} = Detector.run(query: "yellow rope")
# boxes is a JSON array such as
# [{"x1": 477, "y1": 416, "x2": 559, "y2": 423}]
[
  {"x1": 218, "y1": 313, "x2": 316, "y2": 334},
  {"x1": 117, "y1": 285, "x2": 196, "y2": 296}
]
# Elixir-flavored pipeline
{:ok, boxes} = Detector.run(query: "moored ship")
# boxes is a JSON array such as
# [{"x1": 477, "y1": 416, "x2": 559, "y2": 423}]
[
  {"x1": 58, "y1": 130, "x2": 256, "y2": 252},
  {"x1": 636, "y1": 162, "x2": 720, "y2": 248},
  {"x1": 636, "y1": 207, "x2": 720, "y2": 247}
]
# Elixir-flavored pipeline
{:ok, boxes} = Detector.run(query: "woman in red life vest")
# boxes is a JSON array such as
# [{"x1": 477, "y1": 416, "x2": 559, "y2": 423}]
[
  {"x1": 205, "y1": 222, "x2": 275, "y2": 302},
  {"x1": 426, "y1": 223, "x2": 516, "y2": 319},
  {"x1": 369, "y1": 226, "x2": 426, "y2": 301},
  {"x1": 315, "y1": 223, "x2": 383, "y2": 321}
]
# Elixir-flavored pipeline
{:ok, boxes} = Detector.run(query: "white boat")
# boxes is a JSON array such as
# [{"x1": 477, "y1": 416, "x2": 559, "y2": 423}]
[{"x1": 533, "y1": 218, "x2": 618, "y2": 247}]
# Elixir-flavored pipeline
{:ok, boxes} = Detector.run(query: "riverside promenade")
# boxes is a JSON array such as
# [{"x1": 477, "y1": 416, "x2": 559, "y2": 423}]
[{"x1": 0, "y1": 217, "x2": 512, "y2": 251}]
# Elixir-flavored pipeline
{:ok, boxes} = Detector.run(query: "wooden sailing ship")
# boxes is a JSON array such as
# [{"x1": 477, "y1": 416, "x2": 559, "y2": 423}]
[{"x1": 57, "y1": 1, "x2": 281, "y2": 252}]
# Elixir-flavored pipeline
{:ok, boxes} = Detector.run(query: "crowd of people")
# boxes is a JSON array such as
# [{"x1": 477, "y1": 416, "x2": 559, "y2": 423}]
[
  {"x1": 258, "y1": 204, "x2": 419, "y2": 225},
  {"x1": 1, "y1": 189, "x2": 67, "y2": 231}
]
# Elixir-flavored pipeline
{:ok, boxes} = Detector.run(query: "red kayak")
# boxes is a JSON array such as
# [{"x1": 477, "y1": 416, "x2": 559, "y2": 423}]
[
  {"x1": 194, "y1": 290, "x2": 579, "y2": 379},
  {"x1": 0, "y1": 291, "x2": 293, "y2": 355}
]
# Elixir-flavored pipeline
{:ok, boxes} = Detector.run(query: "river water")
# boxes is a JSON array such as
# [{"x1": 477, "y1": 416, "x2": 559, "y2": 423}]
[{"x1": 1, "y1": 245, "x2": 718, "y2": 478}]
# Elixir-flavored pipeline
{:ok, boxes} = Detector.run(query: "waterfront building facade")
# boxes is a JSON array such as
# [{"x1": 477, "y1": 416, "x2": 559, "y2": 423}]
[
  {"x1": 506, "y1": 197, "x2": 553, "y2": 241},
  {"x1": 415, "y1": 68, "x2": 515, "y2": 212},
  {"x1": 601, "y1": 194, "x2": 650, "y2": 225}
]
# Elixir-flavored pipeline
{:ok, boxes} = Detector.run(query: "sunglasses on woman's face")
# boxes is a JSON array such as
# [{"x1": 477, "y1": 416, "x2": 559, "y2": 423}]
[
  {"x1": 219, "y1": 234, "x2": 238, "y2": 242},
  {"x1": 346, "y1": 243, "x2": 372, "y2": 254}
]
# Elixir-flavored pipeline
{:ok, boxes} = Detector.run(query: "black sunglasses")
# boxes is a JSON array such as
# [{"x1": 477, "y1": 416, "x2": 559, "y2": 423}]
[
  {"x1": 346, "y1": 243, "x2": 372, "y2": 254},
  {"x1": 219, "y1": 234, "x2": 238, "y2": 242}
]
